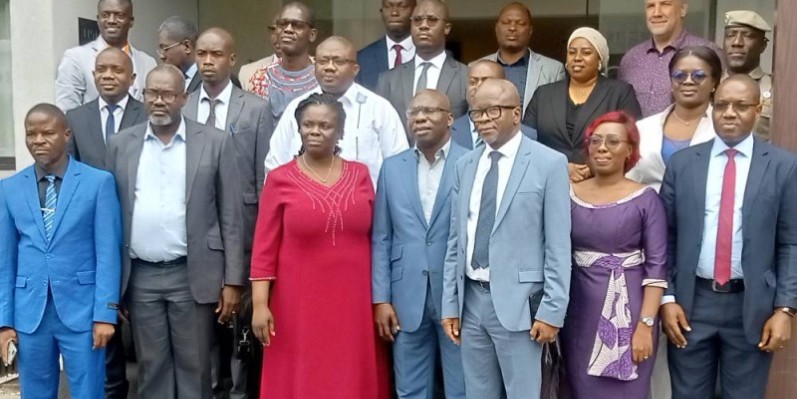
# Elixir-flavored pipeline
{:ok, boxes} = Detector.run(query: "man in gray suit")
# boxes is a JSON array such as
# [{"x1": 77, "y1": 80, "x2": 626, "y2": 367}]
[
  {"x1": 479, "y1": 2, "x2": 565, "y2": 114},
  {"x1": 659, "y1": 75, "x2": 797, "y2": 399},
  {"x1": 55, "y1": 0, "x2": 157, "y2": 111},
  {"x1": 441, "y1": 79, "x2": 571, "y2": 399},
  {"x1": 184, "y1": 27, "x2": 272, "y2": 399},
  {"x1": 106, "y1": 65, "x2": 244, "y2": 399},
  {"x1": 376, "y1": 0, "x2": 468, "y2": 144}
]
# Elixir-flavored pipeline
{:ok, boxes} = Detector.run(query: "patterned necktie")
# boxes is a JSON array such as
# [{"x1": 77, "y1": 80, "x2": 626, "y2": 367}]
[
  {"x1": 392, "y1": 43, "x2": 404, "y2": 69},
  {"x1": 105, "y1": 103, "x2": 119, "y2": 143},
  {"x1": 714, "y1": 148, "x2": 737, "y2": 285},
  {"x1": 205, "y1": 98, "x2": 220, "y2": 129},
  {"x1": 471, "y1": 151, "x2": 502, "y2": 269},
  {"x1": 415, "y1": 62, "x2": 432, "y2": 95},
  {"x1": 43, "y1": 174, "x2": 57, "y2": 242}
]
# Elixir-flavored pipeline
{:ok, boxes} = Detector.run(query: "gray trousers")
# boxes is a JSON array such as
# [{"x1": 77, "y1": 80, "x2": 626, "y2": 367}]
[
  {"x1": 461, "y1": 279, "x2": 543, "y2": 399},
  {"x1": 128, "y1": 261, "x2": 216, "y2": 399}
]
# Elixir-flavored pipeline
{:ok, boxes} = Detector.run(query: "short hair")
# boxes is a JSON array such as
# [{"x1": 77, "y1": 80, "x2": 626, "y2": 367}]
[
  {"x1": 668, "y1": 46, "x2": 723, "y2": 92},
  {"x1": 283, "y1": 2, "x2": 316, "y2": 26},
  {"x1": 158, "y1": 16, "x2": 198, "y2": 44},
  {"x1": 584, "y1": 111, "x2": 641, "y2": 173},
  {"x1": 294, "y1": 93, "x2": 346, "y2": 155},
  {"x1": 97, "y1": 0, "x2": 132, "y2": 11},
  {"x1": 26, "y1": 103, "x2": 68, "y2": 129}
]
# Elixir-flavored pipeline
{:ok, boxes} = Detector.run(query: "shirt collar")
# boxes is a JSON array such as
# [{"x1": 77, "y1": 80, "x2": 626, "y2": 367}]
[
  {"x1": 313, "y1": 83, "x2": 362, "y2": 107},
  {"x1": 145, "y1": 117, "x2": 187, "y2": 143},
  {"x1": 415, "y1": 51, "x2": 447, "y2": 70},
  {"x1": 486, "y1": 129, "x2": 522, "y2": 160},
  {"x1": 496, "y1": 48, "x2": 530, "y2": 67},
  {"x1": 646, "y1": 29, "x2": 689, "y2": 53},
  {"x1": 184, "y1": 63, "x2": 198, "y2": 80},
  {"x1": 711, "y1": 132, "x2": 754, "y2": 158},
  {"x1": 96, "y1": 36, "x2": 132, "y2": 56},
  {"x1": 98, "y1": 94, "x2": 130, "y2": 112},
  {"x1": 414, "y1": 138, "x2": 452, "y2": 161},
  {"x1": 386, "y1": 35, "x2": 415, "y2": 53},
  {"x1": 748, "y1": 66, "x2": 765, "y2": 80},
  {"x1": 35, "y1": 157, "x2": 70, "y2": 181},
  {"x1": 200, "y1": 80, "x2": 234, "y2": 105}
]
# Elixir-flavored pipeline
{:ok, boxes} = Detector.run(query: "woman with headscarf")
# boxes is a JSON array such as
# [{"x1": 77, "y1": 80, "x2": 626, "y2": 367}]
[{"x1": 523, "y1": 27, "x2": 642, "y2": 182}]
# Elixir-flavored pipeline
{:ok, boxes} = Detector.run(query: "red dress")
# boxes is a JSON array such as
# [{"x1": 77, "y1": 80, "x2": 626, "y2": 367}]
[{"x1": 251, "y1": 159, "x2": 390, "y2": 399}]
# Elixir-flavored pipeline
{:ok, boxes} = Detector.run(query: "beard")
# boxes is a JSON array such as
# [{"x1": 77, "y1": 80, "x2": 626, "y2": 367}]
[
  {"x1": 149, "y1": 113, "x2": 174, "y2": 126},
  {"x1": 33, "y1": 155, "x2": 53, "y2": 166}
]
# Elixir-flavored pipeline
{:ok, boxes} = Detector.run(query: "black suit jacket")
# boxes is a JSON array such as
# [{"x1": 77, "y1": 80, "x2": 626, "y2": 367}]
[
  {"x1": 66, "y1": 96, "x2": 147, "y2": 169},
  {"x1": 356, "y1": 37, "x2": 389, "y2": 91},
  {"x1": 522, "y1": 75, "x2": 641, "y2": 164}
]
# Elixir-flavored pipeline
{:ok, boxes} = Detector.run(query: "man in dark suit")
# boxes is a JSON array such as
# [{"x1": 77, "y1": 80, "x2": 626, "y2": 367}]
[
  {"x1": 376, "y1": 0, "x2": 468, "y2": 144},
  {"x1": 157, "y1": 16, "x2": 202, "y2": 93},
  {"x1": 660, "y1": 75, "x2": 797, "y2": 399},
  {"x1": 106, "y1": 65, "x2": 245, "y2": 398},
  {"x1": 451, "y1": 60, "x2": 536, "y2": 149},
  {"x1": 183, "y1": 27, "x2": 272, "y2": 399},
  {"x1": 356, "y1": 0, "x2": 416, "y2": 91}
]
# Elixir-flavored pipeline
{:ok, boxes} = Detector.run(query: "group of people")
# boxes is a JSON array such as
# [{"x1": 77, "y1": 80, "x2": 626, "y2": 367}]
[{"x1": 0, "y1": 0, "x2": 793, "y2": 399}]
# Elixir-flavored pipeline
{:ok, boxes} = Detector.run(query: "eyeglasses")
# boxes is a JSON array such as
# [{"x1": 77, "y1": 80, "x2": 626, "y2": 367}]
[
  {"x1": 157, "y1": 41, "x2": 183, "y2": 57},
  {"x1": 275, "y1": 18, "x2": 313, "y2": 31},
  {"x1": 316, "y1": 57, "x2": 356, "y2": 67},
  {"x1": 411, "y1": 15, "x2": 446, "y2": 26},
  {"x1": 671, "y1": 70, "x2": 709, "y2": 84},
  {"x1": 713, "y1": 101, "x2": 759, "y2": 114},
  {"x1": 587, "y1": 134, "x2": 628, "y2": 150},
  {"x1": 406, "y1": 106, "x2": 449, "y2": 118},
  {"x1": 468, "y1": 106, "x2": 516, "y2": 121},
  {"x1": 143, "y1": 89, "x2": 180, "y2": 103}
]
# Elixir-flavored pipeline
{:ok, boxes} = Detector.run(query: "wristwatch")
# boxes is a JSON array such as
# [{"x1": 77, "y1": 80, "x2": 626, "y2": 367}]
[
  {"x1": 640, "y1": 317, "x2": 655, "y2": 327},
  {"x1": 776, "y1": 307, "x2": 797, "y2": 317}
]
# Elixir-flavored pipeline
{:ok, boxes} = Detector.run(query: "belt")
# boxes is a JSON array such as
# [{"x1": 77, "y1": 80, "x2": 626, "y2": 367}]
[
  {"x1": 696, "y1": 277, "x2": 745, "y2": 293},
  {"x1": 467, "y1": 277, "x2": 490, "y2": 291},
  {"x1": 133, "y1": 256, "x2": 187, "y2": 267}
]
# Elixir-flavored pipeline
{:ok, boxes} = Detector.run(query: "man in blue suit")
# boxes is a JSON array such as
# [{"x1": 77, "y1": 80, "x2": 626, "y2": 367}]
[
  {"x1": 441, "y1": 79, "x2": 571, "y2": 399},
  {"x1": 356, "y1": 0, "x2": 416, "y2": 91},
  {"x1": 373, "y1": 89, "x2": 466, "y2": 399},
  {"x1": 660, "y1": 75, "x2": 797, "y2": 399},
  {"x1": 451, "y1": 60, "x2": 536, "y2": 149},
  {"x1": 0, "y1": 104, "x2": 122, "y2": 398}
]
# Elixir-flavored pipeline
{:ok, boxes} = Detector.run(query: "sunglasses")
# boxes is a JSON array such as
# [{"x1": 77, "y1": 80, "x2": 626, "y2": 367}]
[{"x1": 671, "y1": 70, "x2": 709, "y2": 84}]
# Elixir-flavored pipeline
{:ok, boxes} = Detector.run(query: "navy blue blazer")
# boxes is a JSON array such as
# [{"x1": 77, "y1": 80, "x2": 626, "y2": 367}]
[
  {"x1": 451, "y1": 115, "x2": 538, "y2": 149},
  {"x1": 356, "y1": 37, "x2": 389, "y2": 91}
]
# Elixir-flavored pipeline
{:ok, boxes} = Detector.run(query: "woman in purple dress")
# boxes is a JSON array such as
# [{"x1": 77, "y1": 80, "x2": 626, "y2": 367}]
[{"x1": 562, "y1": 111, "x2": 667, "y2": 399}]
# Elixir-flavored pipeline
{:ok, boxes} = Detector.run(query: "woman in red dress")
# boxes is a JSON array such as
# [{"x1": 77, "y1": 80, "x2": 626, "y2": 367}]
[{"x1": 250, "y1": 93, "x2": 390, "y2": 399}]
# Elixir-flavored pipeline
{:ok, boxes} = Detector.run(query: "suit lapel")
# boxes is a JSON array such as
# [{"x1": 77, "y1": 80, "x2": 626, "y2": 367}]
[
  {"x1": 436, "y1": 57, "x2": 456, "y2": 95},
  {"x1": 120, "y1": 97, "x2": 144, "y2": 130},
  {"x1": 22, "y1": 168, "x2": 47, "y2": 242},
  {"x1": 187, "y1": 74, "x2": 202, "y2": 93},
  {"x1": 429, "y1": 143, "x2": 463, "y2": 227},
  {"x1": 127, "y1": 127, "x2": 146, "y2": 207},
  {"x1": 401, "y1": 61, "x2": 415, "y2": 111},
  {"x1": 460, "y1": 149, "x2": 481, "y2": 239},
  {"x1": 524, "y1": 51, "x2": 543, "y2": 111},
  {"x1": 551, "y1": 82, "x2": 569, "y2": 141},
  {"x1": 493, "y1": 138, "x2": 531, "y2": 233},
  {"x1": 377, "y1": 37, "x2": 389, "y2": 70},
  {"x1": 691, "y1": 143, "x2": 711, "y2": 217},
  {"x1": 742, "y1": 140, "x2": 769, "y2": 226},
  {"x1": 185, "y1": 122, "x2": 206, "y2": 202},
  {"x1": 87, "y1": 100, "x2": 105, "y2": 152},
  {"x1": 226, "y1": 86, "x2": 245, "y2": 132},
  {"x1": 573, "y1": 78, "x2": 610, "y2": 147},
  {"x1": 50, "y1": 159, "x2": 80, "y2": 243},
  {"x1": 401, "y1": 151, "x2": 428, "y2": 228},
  {"x1": 184, "y1": 92, "x2": 199, "y2": 121}
]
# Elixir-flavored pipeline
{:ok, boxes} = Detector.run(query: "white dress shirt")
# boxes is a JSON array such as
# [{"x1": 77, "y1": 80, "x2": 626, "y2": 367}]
[
  {"x1": 264, "y1": 83, "x2": 409, "y2": 186},
  {"x1": 386, "y1": 35, "x2": 415, "y2": 69},
  {"x1": 184, "y1": 63, "x2": 198, "y2": 91},
  {"x1": 416, "y1": 139, "x2": 450, "y2": 223},
  {"x1": 130, "y1": 118, "x2": 188, "y2": 262},
  {"x1": 98, "y1": 95, "x2": 129, "y2": 143},
  {"x1": 197, "y1": 81, "x2": 234, "y2": 130},
  {"x1": 466, "y1": 131, "x2": 523, "y2": 282},
  {"x1": 413, "y1": 51, "x2": 447, "y2": 95}
]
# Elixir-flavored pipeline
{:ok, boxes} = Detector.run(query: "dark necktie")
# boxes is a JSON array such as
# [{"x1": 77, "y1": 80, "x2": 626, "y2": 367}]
[
  {"x1": 205, "y1": 98, "x2": 220, "y2": 128},
  {"x1": 43, "y1": 174, "x2": 57, "y2": 242},
  {"x1": 415, "y1": 62, "x2": 432, "y2": 95},
  {"x1": 714, "y1": 148, "x2": 737, "y2": 285},
  {"x1": 105, "y1": 103, "x2": 119, "y2": 143},
  {"x1": 392, "y1": 43, "x2": 404, "y2": 69},
  {"x1": 471, "y1": 151, "x2": 502, "y2": 269}
]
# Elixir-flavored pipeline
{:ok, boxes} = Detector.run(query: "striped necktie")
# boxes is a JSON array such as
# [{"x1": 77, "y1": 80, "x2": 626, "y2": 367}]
[
  {"x1": 105, "y1": 103, "x2": 119, "y2": 143},
  {"x1": 43, "y1": 174, "x2": 57, "y2": 242}
]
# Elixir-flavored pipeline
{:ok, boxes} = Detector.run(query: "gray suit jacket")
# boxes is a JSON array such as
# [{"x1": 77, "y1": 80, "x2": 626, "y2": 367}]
[
  {"x1": 480, "y1": 49, "x2": 566, "y2": 114},
  {"x1": 442, "y1": 135, "x2": 572, "y2": 331},
  {"x1": 376, "y1": 55, "x2": 468, "y2": 143},
  {"x1": 66, "y1": 96, "x2": 147, "y2": 170},
  {"x1": 106, "y1": 119, "x2": 245, "y2": 304},
  {"x1": 660, "y1": 138, "x2": 797, "y2": 344},
  {"x1": 184, "y1": 84, "x2": 273, "y2": 257}
]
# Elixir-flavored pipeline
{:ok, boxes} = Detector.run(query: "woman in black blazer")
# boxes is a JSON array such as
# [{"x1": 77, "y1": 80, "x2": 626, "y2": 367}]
[{"x1": 523, "y1": 27, "x2": 642, "y2": 182}]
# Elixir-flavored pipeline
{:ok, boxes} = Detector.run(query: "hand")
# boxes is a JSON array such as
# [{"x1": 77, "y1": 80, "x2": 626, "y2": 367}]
[
  {"x1": 568, "y1": 163, "x2": 591, "y2": 183},
  {"x1": 374, "y1": 303, "x2": 400, "y2": 343},
  {"x1": 215, "y1": 285, "x2": 243, "y2": 324},
  {"x1": 252, "y1": 305, "x2": 276, "y2": 347},
  {"x1": 660, "y1": 303, "x2": 691, "y2": 348},
  {"x1": 632, "y1": 323, "x2": 654, "y2": 363},
  {"x1": 92, "y1": 322, "x2": 115, "y2": 349},
  {"x1": 0, "y1": 328, "x2": 17, "y2": 366},
  {"x1": 441, "y1": 318, "x2": 461, "y2": 345},
  {"x1": 531, "y1": 320, "x2": 559, "y2": 344},
  {"x1": 758, "y1": 311, "x2": 792, "y2": 352}
]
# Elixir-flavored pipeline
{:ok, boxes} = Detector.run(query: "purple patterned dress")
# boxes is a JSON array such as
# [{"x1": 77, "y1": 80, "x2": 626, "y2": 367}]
[{"x1": 561, "y1": 187, "x2": 668, "y2": 399}]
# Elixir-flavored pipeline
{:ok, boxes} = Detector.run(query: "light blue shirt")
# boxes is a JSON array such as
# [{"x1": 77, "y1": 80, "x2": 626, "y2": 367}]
[
  {"x1": 130, "y1": 118, "x2": 188, "y2": 262},
  {"x1": 414, "y1": 139, "x2": 450, "y2": 223}
]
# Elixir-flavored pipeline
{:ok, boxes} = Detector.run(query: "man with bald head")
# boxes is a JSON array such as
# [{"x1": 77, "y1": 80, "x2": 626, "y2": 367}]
[
  {"x1": 107, "y1": 65, "x2": 244, "y2": 398},
  {"x1": 659, "y1": 74, "x2": 797, "y2": 399},
  {"x1": 479, "y1": 2, "x2": 564, "y2": 114},
  {"x1": 376, "y1": 0, "x2": 468, "y2": 143},
  {"x1": 441, "y1": 78, "x2": 571, "y2": 399},
  {"x1": 451, "y1": 60, "x2": 537, "y2": 149},
  {"x1": 265, "y1": 36, "x2": 408, "y2": 186},
  {"x1": 372, "y1": 89, "x2": 466, "y2": 399}
]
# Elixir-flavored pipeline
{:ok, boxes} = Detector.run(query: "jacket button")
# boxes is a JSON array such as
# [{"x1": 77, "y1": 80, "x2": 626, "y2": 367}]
[
  {"x1": 426, "y1": 241, "x2": 432, "y2": 246},
  {"x1": 422, "y1": 270, "x2": 429, "y2": 276}
]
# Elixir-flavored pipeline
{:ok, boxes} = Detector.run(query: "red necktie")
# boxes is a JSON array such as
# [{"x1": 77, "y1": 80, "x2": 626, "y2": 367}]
[
  {"x1": 392, "y1": 44, "x2": 404, "y2": 69},
  {"x1": 714, "y1": 148, "x2": 737, "y2": 285}
]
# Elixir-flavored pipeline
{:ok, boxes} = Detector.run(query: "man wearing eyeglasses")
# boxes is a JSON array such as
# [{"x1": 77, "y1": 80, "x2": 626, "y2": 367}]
[
  {"x1": 660, "y1": 75, "x2": 797, "y2": 399},
  {"x1": 106, "y1": 65, "x2": 244, "y2": 399},
  {"x1": 157, "y1": 16, "x2": 202, "y2": 93},
  {"x1": 376, "y1": 0, "x2": 468, "y2": 145},
  {"x1": 56, "y1": 0, "x2": 157, "y2": 111},
  {"x1": 356, "y1": 0, "x2": 416, "y2": 91},
  {"x1": 265, "y1": 36, "x2": 408, "y2": 187},
  {"x1": 441, "y1": 78, "x2": 571, "y2": 399}
]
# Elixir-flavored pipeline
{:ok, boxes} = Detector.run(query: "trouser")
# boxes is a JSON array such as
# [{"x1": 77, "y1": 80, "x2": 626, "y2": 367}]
[
  {"x1": 211, "y1": 321, "x2": 250, "y2": 399},
  {"x1": 105, "y1": 320, "x2": 130, "y2": 399}
]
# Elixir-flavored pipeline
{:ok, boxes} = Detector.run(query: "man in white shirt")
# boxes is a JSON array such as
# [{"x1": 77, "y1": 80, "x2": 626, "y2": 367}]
[
  {"x1": 265, "y1": 36, "x2": 408, "y2": 186},
  {"x1": 356, "y1": 0, "x2": 416, "y2": 91}
]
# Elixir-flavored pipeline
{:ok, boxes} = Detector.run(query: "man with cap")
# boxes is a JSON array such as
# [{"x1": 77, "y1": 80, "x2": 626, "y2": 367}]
[{"x1": 723, "y1": 10, "x2": 773, "y2": 141}]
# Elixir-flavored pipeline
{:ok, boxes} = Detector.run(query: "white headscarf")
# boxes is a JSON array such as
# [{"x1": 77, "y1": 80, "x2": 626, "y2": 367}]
[{"x1": 568, "y1": 27, "x2": 610, "y2": 73}]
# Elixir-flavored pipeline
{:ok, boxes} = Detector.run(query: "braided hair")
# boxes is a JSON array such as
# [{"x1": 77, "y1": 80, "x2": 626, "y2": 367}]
[{"x1": 294, "y1": 93, "x2": 346, "y2": 156}]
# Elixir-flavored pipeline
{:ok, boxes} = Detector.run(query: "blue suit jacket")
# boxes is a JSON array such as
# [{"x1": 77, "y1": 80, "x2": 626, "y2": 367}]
[
  {"x1": 660, "y1": 138, "x2": 797, "y2": 345},
  {"x1": 442, "y1": 135, "x2": 572, "y2": 331},
  {"x1": 0, "y1": 159, "x2": 122, "y2": 334},
  {"x1": 372, "y1": 142, "x2": 467, "y2": 332},
  {"x1": 451, "y1": 115, "x2": 538, "y2": 149},
  {"x1": 356, "y1": 37, "x2": 389, "y2": 91}
]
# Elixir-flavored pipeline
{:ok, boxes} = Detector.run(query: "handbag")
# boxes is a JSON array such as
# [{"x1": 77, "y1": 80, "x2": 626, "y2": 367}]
[{"x1": 530, "y1": 290, "x2": 572, "y2": 399}]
